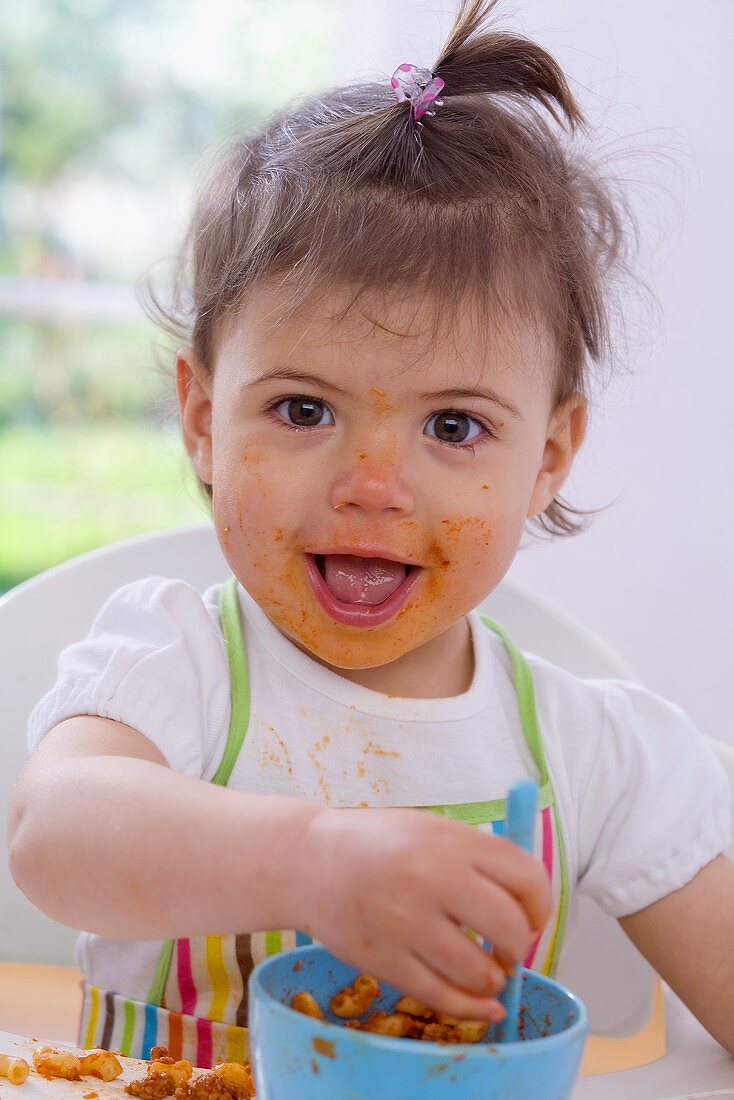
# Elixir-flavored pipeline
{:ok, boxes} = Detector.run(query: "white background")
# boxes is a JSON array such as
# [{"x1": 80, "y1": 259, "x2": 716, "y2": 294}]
[{"x1": 333, "y1": 0, "x2": 734, "y2": 741}]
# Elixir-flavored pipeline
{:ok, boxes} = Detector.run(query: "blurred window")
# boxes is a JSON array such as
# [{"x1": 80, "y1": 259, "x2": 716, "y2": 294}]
[{"x1": 0, "y1": 0, "x2": 339, "y2": 591}]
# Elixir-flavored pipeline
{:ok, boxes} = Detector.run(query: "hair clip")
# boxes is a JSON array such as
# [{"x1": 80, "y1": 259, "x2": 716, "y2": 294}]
[{"x1": 390, "y1": 63, "x2": 445, "y2": 125}]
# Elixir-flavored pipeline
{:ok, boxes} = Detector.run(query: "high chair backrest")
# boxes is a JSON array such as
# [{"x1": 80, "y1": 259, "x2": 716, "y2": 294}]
[{"x1": 1, "y1": 523, "x2": 731, "y2": 1041}]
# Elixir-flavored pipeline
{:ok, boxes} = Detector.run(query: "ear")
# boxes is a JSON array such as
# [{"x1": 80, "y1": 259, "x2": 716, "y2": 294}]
[
  {"x1": 176, "y1": 347, "x2": 213, "y2": 485},
  {"x1": 527, "y1": 395, "x2": 587, "y2": 518}
]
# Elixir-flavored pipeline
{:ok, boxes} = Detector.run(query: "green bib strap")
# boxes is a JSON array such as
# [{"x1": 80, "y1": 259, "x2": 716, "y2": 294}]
[
  {"x1": 211, "y1": 577, "x2": 251, "y2": 787},
  {"x1": 479, "y1": 615, "x2": 550, "y2": 786},
  {"x1": 423, "y1": 780, "x2": 554, "y2": 824}
]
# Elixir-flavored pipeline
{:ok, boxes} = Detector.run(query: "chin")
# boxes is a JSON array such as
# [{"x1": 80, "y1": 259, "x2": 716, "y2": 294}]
[{"x1": 286, "y1": 625, "x2": 425, "y2": 671}]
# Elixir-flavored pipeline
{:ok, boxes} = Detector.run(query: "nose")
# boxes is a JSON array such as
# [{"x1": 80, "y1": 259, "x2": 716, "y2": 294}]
[{"x1": 329, "y1": 447, "x2": 415, "y2": 515}]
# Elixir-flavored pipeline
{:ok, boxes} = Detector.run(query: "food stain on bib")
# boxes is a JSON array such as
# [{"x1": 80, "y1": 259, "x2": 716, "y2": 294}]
[
  {"x1": 259, "y1": 747, "x2": 281, "y2": 770},
  {"x1": 363, "y1": 741, "x2": 400, "y2": 759},
  {"x1": 269, "y1": 725, "x2": 294, "y2": 776},
  {"x1": 308, "y1": 735, "x2": 332, "y2": 802}
]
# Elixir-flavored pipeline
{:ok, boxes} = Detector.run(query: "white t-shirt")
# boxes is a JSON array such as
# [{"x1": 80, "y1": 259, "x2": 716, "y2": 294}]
[{"x1": 27, "y1": 576, "x2": 731, "y2": 996}]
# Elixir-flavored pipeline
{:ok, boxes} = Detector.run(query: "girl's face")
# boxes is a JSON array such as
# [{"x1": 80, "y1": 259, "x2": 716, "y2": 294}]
[{"x1": 178, "y1": 283, "x2": 585, "y2": 669}]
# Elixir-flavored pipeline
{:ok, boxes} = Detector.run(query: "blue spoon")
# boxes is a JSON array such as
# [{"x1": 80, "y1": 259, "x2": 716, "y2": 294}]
[{"x1": 497, "y1": 779, "x2": 539, "y2": 1041}]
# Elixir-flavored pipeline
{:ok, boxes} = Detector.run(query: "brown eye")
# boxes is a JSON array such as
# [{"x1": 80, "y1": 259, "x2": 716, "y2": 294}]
[
  {"x1": 425, "y1": 411, "x2": 482, "y2": 445},
  {"x1": 275, "y1": 397, "x2": 335, "y2": 427}
]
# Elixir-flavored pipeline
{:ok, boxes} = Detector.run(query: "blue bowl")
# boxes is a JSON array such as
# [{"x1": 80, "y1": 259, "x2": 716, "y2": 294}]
[{"x1": 249, "y1": 945, "x2": 588, "y2": 1099}]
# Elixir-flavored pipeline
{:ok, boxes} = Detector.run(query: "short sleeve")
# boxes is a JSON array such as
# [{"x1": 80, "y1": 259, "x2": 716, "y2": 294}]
[
  {"x1": 576, "y1": 680, "x2": 731, "y2": 917},
  {"x1": 26, "y1": 576, "x2": 231, "y2": 779}
]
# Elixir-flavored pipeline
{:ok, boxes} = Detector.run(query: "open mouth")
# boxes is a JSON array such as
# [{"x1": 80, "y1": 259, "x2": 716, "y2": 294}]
[
  {"x1": 315, "y1": 554, "x2": 414, "y2": 605},
  {"x1": 305, "y1": 553, "x2": 422, "y2": 627}
]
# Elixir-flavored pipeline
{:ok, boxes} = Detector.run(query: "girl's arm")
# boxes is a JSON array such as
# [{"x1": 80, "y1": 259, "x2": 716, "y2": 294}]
[
  {"x1": 8, "y1": 715, "x2": 320, "y2": 937},
  {"x1": 8, "y1": 714, "x2": 551, "y2": 1023},
  {"x1": 619, "y1": 854, "x2": 734, "y2": 1054}
]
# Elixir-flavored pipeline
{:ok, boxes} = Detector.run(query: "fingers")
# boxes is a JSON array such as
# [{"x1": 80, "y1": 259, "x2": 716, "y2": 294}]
[
  {"x1": 401, "y1": 952, "x2": 507, "y2": 1023},
  {"x1": 446, "y1": 875, "x2": 534, "y2": 968},
  {"x1": 413, "y1": 916, "x2": 509, "y2": 997},
  {"x1": 470, "y1": 833, "x2": 552, "y2": 933}
]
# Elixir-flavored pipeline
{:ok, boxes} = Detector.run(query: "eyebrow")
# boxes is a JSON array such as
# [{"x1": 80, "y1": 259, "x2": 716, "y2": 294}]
[
  {"x1": 244, "y1": 368, "x2": 521, "y2": 419},
  {"x1": 420, "y1": 387, "x2": 522, "y2": 420},
  {"x1": 243, "y1": 367, "x2": 350, "y2": 396}
]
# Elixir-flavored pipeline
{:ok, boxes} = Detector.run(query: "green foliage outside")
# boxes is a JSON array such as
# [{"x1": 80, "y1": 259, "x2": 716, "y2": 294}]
[
  {"x1": 0, "y1": 316, "x2": 206, "y2": 590},
  {"x1": 0, "y1": 422, "x2": 206, "y2": 592},
  {"x1": 0, "y1": 0, "x2": 337, "y2": 591}
]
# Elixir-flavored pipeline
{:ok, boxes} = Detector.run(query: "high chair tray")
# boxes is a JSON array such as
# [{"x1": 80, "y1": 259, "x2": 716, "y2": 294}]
[
  {"x1": 572, "y1": 994, "x2": 734, "y2": 1099},
  {"x1": 3, "y1": 1008, "x2": 733, "y2": 1100},
  {"x1": 0, "y1": 1032, "x2": 202, "y2": 1100}
]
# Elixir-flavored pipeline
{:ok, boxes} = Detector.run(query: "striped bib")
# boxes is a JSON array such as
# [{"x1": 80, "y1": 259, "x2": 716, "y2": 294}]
[{"x1": 80, "y1": 578, "x2": 569, "y2": 1066}]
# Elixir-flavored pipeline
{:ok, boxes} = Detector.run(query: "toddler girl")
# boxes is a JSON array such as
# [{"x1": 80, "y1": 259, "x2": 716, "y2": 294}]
[{"x1": 9, "y1": 0, "x2": 734, "y2": 1066}]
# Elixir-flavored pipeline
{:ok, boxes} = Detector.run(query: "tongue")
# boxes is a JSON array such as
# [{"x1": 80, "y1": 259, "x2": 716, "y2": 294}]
[{"x1": 321, "y1": 555, "x2": 408, "y2": 605}]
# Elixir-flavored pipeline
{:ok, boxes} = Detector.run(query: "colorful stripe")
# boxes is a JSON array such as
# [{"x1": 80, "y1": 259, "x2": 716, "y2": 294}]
[
  {"x1": 100, "y1": 991, "x2": 115, "y2": 1050},
  {"x1": 205, "y1": 935, "x2": 230, "y2": 1022},
  {"x1": 524, "y1": 805, "x2": 554, "y2": 971},
  {"x1": 226, "y1": 1024, "x2": 244, "y2": 1064},
  {"x1": 541, "y1": 801, "x2": 569, "y2": 978},
  {"x1": 83, "y1": 985, "x2": 99, "y2": 1049},
  {"x1": 121, "y1": 998, "x2": 136, "y2": 1056},
  {"x1": 177, "y1": 938, "x2": 197, "y2": 1016},
  {"x1": 80, "y1": 985, "x2": 250, "y2": 1068},
  {"x1": 235, "y1": 933, "x2": 253, "y2": 1028},
  {"x1": 168, "y1": 1011, "x2": 183, "y2": 1061},
  {"x1": 196, "y1": 1017, "x2": 213, "y2": 1069},
  {"x1": 141, "y1": 1002, "x2": 158, "y2": 1059},
  {"x1": 217, "y1": 934, "x2": 244, "y2": 1025},
  {"x1": 264, "y1": 930, "x2": 282, "y2": 956}
]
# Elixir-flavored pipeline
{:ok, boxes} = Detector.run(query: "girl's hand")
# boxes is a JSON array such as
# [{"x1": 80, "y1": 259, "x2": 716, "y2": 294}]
[{"x1": 294, "y1": 806, "x2": 552, "y2": 1022}]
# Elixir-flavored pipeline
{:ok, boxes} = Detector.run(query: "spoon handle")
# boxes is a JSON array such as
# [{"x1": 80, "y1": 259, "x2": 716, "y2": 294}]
[{"x1": 498, "y1": 779, "x2": 538, "y2": 1041}]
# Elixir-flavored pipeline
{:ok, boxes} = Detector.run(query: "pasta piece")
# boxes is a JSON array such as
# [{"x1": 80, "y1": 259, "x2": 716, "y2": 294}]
[
  {"x1": 452, "y1": 1019, "x2": 489, "y2": 1043},
  {"x1": 211, "y1": 1063, "x2": 255, "y2": 1095},
  {"x1": 394, "y1": 996, "x2": 433, "y2": 1019},
  {"x1": 291, "y1": 992, "x2": 323, "y2": 1020},
  {"x1": 79, "y1": 1050, "x2": 124, "y2": 1081},
  {"x1": 330, "y1": 974, "x2": 379, "y2": 1018},
  {"x1": 33, "y1": 1048, "x2": 82, "y2": 1081},
  {"x1": 149, "y1": 1060, "x2": 193, "y2": 1088},
  {"x1": 0, "y1": 1055, "x2": 30, "y2": 1085},
  {"x1": 361, "y1": 1012, "x2": 415, "y2": 1038}
]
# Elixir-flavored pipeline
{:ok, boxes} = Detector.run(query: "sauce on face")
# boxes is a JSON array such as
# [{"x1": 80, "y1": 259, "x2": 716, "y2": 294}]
[{"x1": 232, "y1": 510, "x2": 496, "y2": 677}]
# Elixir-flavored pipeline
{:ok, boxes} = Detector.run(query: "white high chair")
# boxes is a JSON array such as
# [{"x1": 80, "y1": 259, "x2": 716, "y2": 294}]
[{"x1": 1, "y1": 523, "x2": 733, "y2": 1076}]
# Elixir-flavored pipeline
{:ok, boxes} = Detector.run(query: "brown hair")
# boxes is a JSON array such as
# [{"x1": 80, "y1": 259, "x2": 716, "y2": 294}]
[{"x1": 144, "y1": 0, "x2": 636, "y2": 535}]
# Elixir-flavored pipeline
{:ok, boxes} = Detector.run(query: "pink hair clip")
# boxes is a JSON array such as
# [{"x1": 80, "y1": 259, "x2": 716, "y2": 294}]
[{"x1": 391, "y1": 63, "x2": 445, "y2": 124}]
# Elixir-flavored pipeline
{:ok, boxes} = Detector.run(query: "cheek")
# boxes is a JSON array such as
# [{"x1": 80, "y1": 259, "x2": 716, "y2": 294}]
[
  {"x1": 423, "y1": 514, "x2": 520, "y2": 610},
  {"x1": 212, "y1": 444, "x2": 295, "y2": 568}
]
